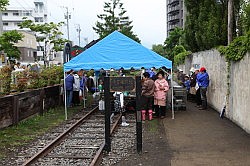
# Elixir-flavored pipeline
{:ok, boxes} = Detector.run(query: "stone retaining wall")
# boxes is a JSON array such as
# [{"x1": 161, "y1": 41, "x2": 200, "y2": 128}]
[{"x1": 179, "y1": 50, "x2": 250, "y2": 133}]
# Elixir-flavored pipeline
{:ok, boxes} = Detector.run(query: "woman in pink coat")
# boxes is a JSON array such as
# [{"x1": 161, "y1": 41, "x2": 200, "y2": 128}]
[{"x1": 154, "y1": 71, "x2": 169, "y2": 118}]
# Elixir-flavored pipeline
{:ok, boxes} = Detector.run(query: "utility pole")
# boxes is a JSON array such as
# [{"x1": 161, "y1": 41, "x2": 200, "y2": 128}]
[
  {"x1": 228, "y1": 0, "x2": 233, "y2": 45},
  {"x1": 63, "y1": 7, "x2": 71, "y2": 41},
  {"x1": 76, "y1": 24, "x2": 81, "y2": 46}
]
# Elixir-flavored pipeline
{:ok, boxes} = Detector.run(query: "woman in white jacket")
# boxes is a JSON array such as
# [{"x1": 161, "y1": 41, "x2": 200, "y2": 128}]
[{"x1": 72, "y1": 71, "x2": 81, "y2": 106}]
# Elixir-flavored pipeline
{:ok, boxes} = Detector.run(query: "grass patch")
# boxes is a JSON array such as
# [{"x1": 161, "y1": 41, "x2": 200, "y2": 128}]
[
  {"x1": 0, "y1": 106, "x2": 82, "y2": 159},
  {"x1": 148, "y1": 120, "x2": 159, "y2": 132}
]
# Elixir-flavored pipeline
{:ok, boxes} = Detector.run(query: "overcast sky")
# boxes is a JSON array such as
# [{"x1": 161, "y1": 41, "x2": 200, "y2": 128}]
[{"x1": 10, "y1": 0, "x2": 167, "y2": 48}]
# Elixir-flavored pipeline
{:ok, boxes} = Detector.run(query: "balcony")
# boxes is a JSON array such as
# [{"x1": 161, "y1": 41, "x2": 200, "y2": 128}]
[
  {"x1": 168, "y1": 4, "x2": 180, "y2": 12},
  {"x1": 168, "y1": 13, "x2": 180, "y2": 22},
  {"x1": 168, "y1": 0, "x2": 179, "y2": 6},
  {"x1": 34, "y1": 0, "x2": 45, "y2": 4}
]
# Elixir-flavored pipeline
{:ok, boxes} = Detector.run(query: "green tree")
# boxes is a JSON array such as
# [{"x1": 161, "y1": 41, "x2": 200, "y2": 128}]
[
  {"x1": 19, "y1": 19, "x2": 68, "y2": 65},
  {"x1": 0, "y1": 0, "x2": 9, "y2": 11},
  {"x1": 152, "y1": 44, "x2": 166, "y2": 56},
  {"x1": 164, "y1": 27, "x2": 184, "y2": 61},
  {"x1": 238, "y1": 2, "x2": 250, "y2": 35},
  {"x1": 184, "y1": 0, "x2": 242, "y2": 51},
  {"x1": 93, "y1": 0, "x2": 140, "y2": 43},
  {"x1": 0, "y1": 30, "x2": 24, "y2": 59},
  {"x1": 172, "y1": 45, "x2": 186, "y2": 57}
]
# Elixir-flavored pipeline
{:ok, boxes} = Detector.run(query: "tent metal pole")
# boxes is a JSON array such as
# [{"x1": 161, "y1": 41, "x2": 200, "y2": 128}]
[
  {"x1": 64, "y1": 69, "x2": 68, "y2": 120},
  {"x1": 171, "y1": 68, "x2": 174, "y2": 119}
]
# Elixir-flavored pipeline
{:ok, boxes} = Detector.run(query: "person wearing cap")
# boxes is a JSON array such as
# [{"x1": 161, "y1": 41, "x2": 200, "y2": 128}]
[
  {"x1": 190, "y1": 69, "x2": 201, "y2": 104},
  {"x1": 197, "y1": 67, "x2": 209, "y2": 110},
  {"x1": 184, "y1": 75, "x2": 191, "y2": 92},
  {"x1": 177, "y1": 69, "x2": 185, "y2": 84}
]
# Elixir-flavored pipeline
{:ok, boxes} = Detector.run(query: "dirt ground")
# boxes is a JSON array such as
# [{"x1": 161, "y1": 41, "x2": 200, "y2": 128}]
[{"x1": 117, "y1": 101, "x2": 250, "y2": 166}]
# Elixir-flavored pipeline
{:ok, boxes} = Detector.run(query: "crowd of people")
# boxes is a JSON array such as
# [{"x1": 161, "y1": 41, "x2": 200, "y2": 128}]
[
  {"x1": 65, "y1": 68, "x2": 127, "y2": 108},
  {"x1": 141, "y1": 69, "x2": 171, "y2": 120},
  {"x1": 66, "y1": 66, "x2": 209, "y2": 118},
  {"x1": 65, "y1": 69, "x2": 89, "y2": 107},
  {"x1": 177, "y1": 67, "x2": 210, "y2": 110}
]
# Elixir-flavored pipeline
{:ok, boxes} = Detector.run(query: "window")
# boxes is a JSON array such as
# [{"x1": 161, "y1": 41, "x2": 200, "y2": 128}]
[
  {"x1": 35, "y1": 17, "x2": 44, "y2": 22},
  {"x1": 37, "y1": 46, "x2": 44, "y2": 51},
  {"x1": 3, "y1": 13, "x2": 8, "y2": 16},
  {"x1": 3, "y1": 22, "x2": 8, "y2": 26},
  {"x1": 14, "y1": 22, "x2": 21, "y2": 26},
  {"x1": 24, "y1": 12, "x2": 31, "y2": 16},
  {"x1": 13, "y1": 12, "x2": 19, "y2": 16}
]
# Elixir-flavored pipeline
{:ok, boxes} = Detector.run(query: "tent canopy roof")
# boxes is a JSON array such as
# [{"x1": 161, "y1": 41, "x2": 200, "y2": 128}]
[{"x1": 64, "y1": 31, "x2": 172, "y2": 71}]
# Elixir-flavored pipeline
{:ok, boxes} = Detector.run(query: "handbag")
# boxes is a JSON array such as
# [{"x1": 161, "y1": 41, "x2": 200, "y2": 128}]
[{"x1": 190, "y1": 87, "x2": 197, "y2": 95}]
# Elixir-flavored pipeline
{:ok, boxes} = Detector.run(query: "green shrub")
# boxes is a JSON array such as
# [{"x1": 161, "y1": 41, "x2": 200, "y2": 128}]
[
  {"x1": 218, "y1": 30, "x2": 250, "y2": 62},
  {"x1": 0, "y1": 66, "x2": 12, "y2": 95},
  {"x1": 174, "y1": 51, "x2": 192, "y2": 66}
]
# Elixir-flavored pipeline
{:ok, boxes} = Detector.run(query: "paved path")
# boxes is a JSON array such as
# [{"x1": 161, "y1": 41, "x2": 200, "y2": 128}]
[
  {"x1": 164, "y1": 102, "x2": 250, "y2": 166},
  {"x1": 118, "y1": 101, "x2": 250, "y2": 166}
]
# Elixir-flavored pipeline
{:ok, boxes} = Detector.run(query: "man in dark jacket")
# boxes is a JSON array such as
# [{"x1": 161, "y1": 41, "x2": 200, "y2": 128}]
[
  {"x1": 197, "y1": 67, "x2": 209, "y2": 110},
  {"x1": 65, "y1": 70, "x2": 74, "y2": 107},
  {"x1": 190, "y1": 69, "x2": 201, "y2": 104}
]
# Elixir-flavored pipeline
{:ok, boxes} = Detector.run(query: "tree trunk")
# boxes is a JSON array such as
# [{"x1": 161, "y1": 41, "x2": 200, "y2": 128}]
[{"x1": 228, "y1": 0, "x2": 234, "y2": 45}]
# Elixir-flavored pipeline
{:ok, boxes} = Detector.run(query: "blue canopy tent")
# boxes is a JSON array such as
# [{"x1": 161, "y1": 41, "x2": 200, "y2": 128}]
[
  {"x1": 64, "y1": 31, "x2": 172, "y2": 71},
  {"x1": 63, "y1": 31, "x2": 175, "y2": 119}
]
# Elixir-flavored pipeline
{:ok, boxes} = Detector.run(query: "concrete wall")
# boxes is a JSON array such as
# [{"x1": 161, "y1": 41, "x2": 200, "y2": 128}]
[
  {"x1": 179, "y1": 49, "x2": 250, "y2": 133},
  {"x1": 229, "y1": 52, "x2": 250, "y2": 133}
]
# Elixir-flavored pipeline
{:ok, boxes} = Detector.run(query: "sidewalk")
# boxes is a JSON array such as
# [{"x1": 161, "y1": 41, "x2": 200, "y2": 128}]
[{"x1": 118, "y1": 101, "x2": 250, "y2": 166}]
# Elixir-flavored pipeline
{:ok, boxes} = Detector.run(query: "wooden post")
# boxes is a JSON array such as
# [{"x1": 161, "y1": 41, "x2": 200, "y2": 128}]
[
  {"x1": 12, "y1": 95, "x2": 19, "y2": 125},
  {"x1": 136, "y1": 76, "x2": 142, "y2": 153},
  {"x1": 39, "y1": 89, "x2": 45, "y2": 116},
  {"x1": 104, "y1": 76, "x2": 111, "y2": 152}
]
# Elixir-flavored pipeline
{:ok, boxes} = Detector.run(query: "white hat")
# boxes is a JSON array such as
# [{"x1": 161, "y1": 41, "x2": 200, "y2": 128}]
[
  {"x1": 190, "y1": 67, "x2": 195, "y2": 72},
  {"x1": 179, "y1": 69, "x2": 183, "y2": 72}
]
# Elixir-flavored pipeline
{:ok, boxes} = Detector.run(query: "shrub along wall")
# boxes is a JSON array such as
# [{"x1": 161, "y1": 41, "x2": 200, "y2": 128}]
[{"x1": 0, "y1": 85, "x2": 62, "y2": 129}]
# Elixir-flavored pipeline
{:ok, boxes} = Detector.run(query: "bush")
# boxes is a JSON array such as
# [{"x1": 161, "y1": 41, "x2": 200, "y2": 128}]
[
  {"x1": 218, "y1": 30, "x2": 250, "y2": 62},
  {"x1": 0, "y1": 65, "x2": 63, "y2": 95},
  {"x1": 0, "y1": 66, "x2": 12, "y2": 95},
  {"x1": 174, "y1": 51, "x2": 192, "y2": 66}
]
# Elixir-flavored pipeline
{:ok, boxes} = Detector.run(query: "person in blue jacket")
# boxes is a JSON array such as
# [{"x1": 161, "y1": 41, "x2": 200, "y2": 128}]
[
  {"x1": 196, "y1": 67, "x2": 209, "y2": 110},
  {"x1": 65, "y1": 69, "x2": 74, "y2": 107}
]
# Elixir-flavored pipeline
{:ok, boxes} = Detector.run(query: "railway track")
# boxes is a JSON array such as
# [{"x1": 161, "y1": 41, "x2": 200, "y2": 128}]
[{"x1": 21, "y1": 106, "x2": 122, "y2": 166}]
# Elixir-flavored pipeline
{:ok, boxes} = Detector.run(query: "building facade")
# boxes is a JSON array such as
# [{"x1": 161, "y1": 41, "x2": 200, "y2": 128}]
[
  {"x1": 1, "y1": 0, "x2": 51, "y2": 64},
  {"x1": 15, "y1": 31, "x2": 37, "y2": 62},
  {"x1": 2, "y1": 6, "x2": 34, "y2": 31},
  {"x1": 166, "y1": 0, "x2": 186, "y2": 37},
  {"x1": 33, "y1": 0, "x2": 48, "y2": 62}
]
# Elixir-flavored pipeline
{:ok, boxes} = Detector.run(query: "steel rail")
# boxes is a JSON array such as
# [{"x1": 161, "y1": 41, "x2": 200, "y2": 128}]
[
  {"x1": 22, "y1": 106, "x2": 99, "y2": 166},
  {"x1": 90, "y1": 113, "x2": 122, "y2": 166}
]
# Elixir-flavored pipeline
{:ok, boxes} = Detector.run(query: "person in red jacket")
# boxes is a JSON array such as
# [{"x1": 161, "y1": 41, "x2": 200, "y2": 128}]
[{"x1": 154, "y1": 71, "x2": 169, "y2": 118}]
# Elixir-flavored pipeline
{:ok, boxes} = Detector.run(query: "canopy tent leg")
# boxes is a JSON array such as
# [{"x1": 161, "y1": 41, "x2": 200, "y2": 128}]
[{"x1": 171, "y1": 68, "x2": 174, "y2": 119}]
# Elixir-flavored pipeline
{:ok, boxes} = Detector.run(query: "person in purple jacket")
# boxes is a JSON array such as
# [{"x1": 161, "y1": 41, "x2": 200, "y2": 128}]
[
  {"x1": 65, "y1": 70, "x2": 74, "y2": 107},
  {"x1": 197, "y1": 67, "x2": 209, "y2": 110}
]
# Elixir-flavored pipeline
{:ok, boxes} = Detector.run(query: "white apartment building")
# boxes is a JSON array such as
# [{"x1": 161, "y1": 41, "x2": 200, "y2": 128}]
[
  {"x1": 33, "y1": 0, "x2": 48, "y2": 63},
  {"x1": 1, "y1": 0, "x2": 63, "y2": 65},
  {"x1": 2, "y1": 6, "x2": 34, "y2": 31}
]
